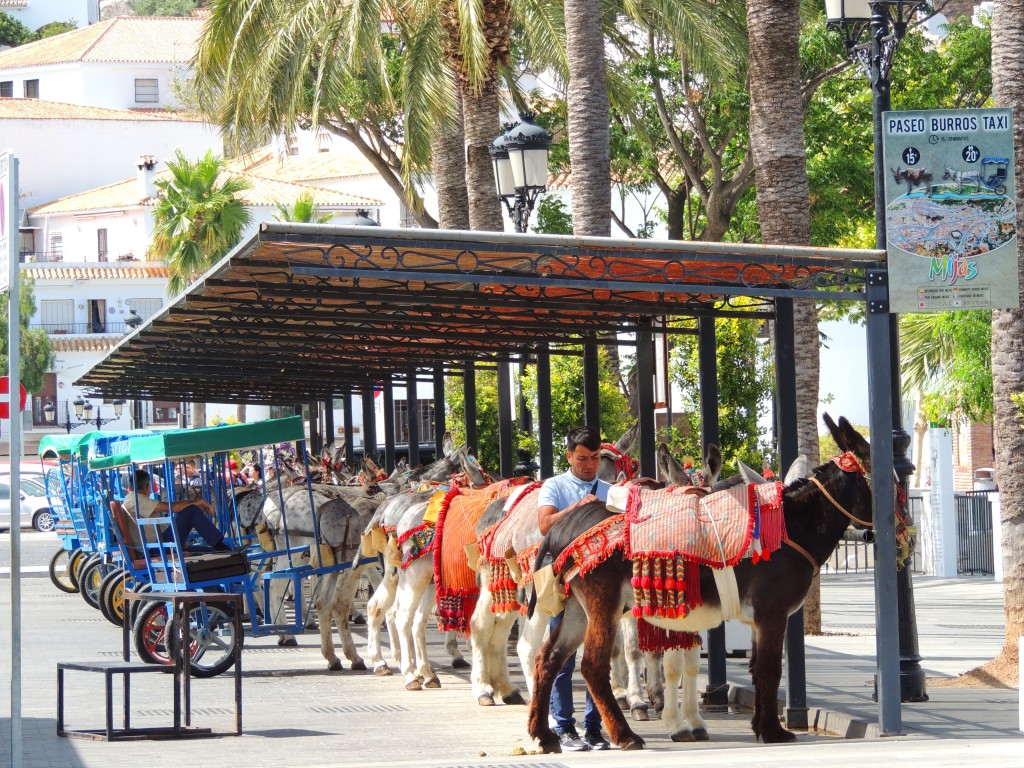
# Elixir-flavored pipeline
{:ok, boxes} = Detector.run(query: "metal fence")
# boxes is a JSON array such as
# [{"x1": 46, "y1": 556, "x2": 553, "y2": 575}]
[
  {"x1": 955, "y1": 490, "x2": 994, "y2": 575},
  {"x1": 31, "y1": 322, "x2": 131, "y2": 335},
  {"x1": 821, "y1": 492, "x2": 924, "y2": 575}
]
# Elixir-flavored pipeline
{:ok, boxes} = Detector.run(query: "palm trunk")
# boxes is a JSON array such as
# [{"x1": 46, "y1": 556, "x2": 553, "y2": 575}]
[
  {"x1": 461, "y1": 81, "x2": 504, "y2": 231},
  {"x1": 432, "y1": 92, "x2": 471, "y2": 230},
  {"x1": 746, "y1": 0, "x2": 822, "y2": 633},
  {"x1": 987, "y1": 0, "x2": 1024, "y2": 672}
]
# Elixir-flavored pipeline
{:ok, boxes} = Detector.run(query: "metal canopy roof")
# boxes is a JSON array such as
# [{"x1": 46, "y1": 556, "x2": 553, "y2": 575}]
[{"x1": 75, "y1": 223, "x2": 885, "y2": 404}]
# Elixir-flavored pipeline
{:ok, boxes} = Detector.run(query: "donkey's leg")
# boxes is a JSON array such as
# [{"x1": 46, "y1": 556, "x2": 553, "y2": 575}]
[
  {"x1": 413, "y1": 583, "x2": 441, "y2": 688},
  {"x1": 316, "y1": 573, "x2": 344, "y2": 670},
  {"x1": 527, "y1": 599, "x2": 587, "y2": 754},
  {"x1": 515, "y1": 604, "x2": 548, "y2": 701},
  {"x1": 610, "y1": 623, "x2": 630, "y2": 710},
  {"x1": 469, "y1": 584, "x2": 498, "y2": 704},
  {"x1": 618, "y1": 614, "x2": 650, "y2": 720},
  {"x1": 445, "y1": 630, "x2": 469, "y2": 669},
  {"x1": 330, "y1": 566, "x2": 369, "y2": 671},
  {"x1": 645, "y1": 651, "x2": 665, "y2": 715},
  {"x1": 680, "y1": 644, "x2": 708, "y2": 740},
  {"x1": 661, "y1": 646, "x2": 687, "y2": 740},
  {"x1": 578, "y1": 586, "x2": 645, "y2": 751},
  {"x1": 395, "y1": 559, "x2": 433, "y2": 689},
  {"x1": 366, "y1": 565, "x2": 399, "y2": 674},
  {"x1": 269, "y1": 555, "x2": 299, "y2": 646},
  {"x1": 749, "y1": 617, "x2": 794, "y2": 743}
]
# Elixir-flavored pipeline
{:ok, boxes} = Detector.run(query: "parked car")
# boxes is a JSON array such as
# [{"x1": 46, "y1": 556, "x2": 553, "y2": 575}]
[{"x1": 0, "y1": 473, "x2": 55, "y2": 532}]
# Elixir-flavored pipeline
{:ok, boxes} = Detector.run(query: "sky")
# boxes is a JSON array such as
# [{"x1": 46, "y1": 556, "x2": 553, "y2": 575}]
[{"x1": 818, "y1": 319, "x2": 870, "y2": 429}]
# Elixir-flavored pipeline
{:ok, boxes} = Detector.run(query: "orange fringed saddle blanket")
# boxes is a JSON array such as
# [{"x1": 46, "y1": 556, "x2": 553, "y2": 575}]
[{"x1": 434, "y1": 478, "x2": 530, "y2": 633}]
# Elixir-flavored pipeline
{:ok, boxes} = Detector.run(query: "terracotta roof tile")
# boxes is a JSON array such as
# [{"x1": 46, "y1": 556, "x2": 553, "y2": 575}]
[
  {"x1": 0, "y1": 16, "x2": 203, "y2": 70},
  {"x1": 0, "y1": 1, "x2": 29, "y2": 7},
  {"x1": 0, "y1": 98, "x2": 206, "y2": 122},
  {"x1": 228, "y1": 146, "x2": 379, "y2": 182},
  {"x1": 23, "y1": 264, "x2": 171, "y2": 280},
  {"x1": 29, "y1": 169, "x2": 382, "y2": 216}
]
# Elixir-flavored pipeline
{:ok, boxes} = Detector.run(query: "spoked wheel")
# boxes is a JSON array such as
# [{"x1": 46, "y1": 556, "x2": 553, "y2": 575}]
[
  {"x1": 127, "y1": 582, "x2": 154, "y2": 629},
  {"x1": 133, "y1": 601, "x2": 174, "y2": 665},
  {"x1": 168, "y1": 602, "x2": 240, "y2": 678},
  {"x1": 49, "y1": 549, "x2": 77, "y2": 594},
  {"x1": 99, "y1": 569, "x2": 133, "y2": 627},
  {"x1": 68, "y1": 549, "x2": 88, "y2": 592},
  {"x1": 78, "y1": 557, "x2": 113, "y2": 610}
]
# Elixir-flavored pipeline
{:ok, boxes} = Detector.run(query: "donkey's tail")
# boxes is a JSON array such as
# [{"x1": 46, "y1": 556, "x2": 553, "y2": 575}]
[{"x1": 526, "y1": 536, "x2": 552, "y2": 620}]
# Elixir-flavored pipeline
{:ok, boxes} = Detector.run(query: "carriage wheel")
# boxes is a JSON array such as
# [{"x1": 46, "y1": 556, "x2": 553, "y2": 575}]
[
  {"x1": 68, "y1": 549, "x2": 88, "y2": 591},
  {"x1": 127, "y1": 581, "x2": 154, "y2": 629},
  {"x1": 996, "y1": 182, "x2": 1006, "y2": 195},
  {"x1": 167, "y1": 602, "x2": 240, "y2": 678},
  {"x1": 48, "y1": 549, "x2": 77, "y2": 594},
  {"x1": 78, "y1": 558, "x2": 111, "y2": 610},
  {"x1": 133, "y1": 601, "x2": 174, "y2": 665},
  {"x1": 99, "y1": 569, "x2": 132, "y2": 627}
]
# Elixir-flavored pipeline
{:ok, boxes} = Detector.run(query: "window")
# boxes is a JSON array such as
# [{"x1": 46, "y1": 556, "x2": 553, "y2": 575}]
[
  {"x1": 152, "y1": 401, "x2": 179, "y2": 424},
  {"x1": 88, "y1": 299, "x2": 107, "y2": 333},
  {"x1": 128, "y1": 297, "x2": 162, "y2": 325},
  {"x1": 0, "y1": 81, "x2": 12, "y2": 97},
  {"x1": 394, "y1": 399, "x2": 436, "y2": 445},
  {"x1": 32, "y1": 373, "x2": 56, "y2": 428},
  {"x1": 47, "y1": 232, "x2": 62, "y2": 261},
  {"x1": 134, "y1": 78, "x2": 158, "y2": 103},
  {"x1": 398, "y1": 202, "x2": 419, "y2": 229},
  {"x1": 97, "y1": 229, "x2": 108, "y2": 261},
  {"x1": 39, "y1": 299, "x2": 74, "y2": 334},
  {"x1": 269, "y1": 405, "x2": 297, "y2": 420},
  {"x1": 23, "y1": 79, "x2": 39, "y2": 98},
  {"x1": 18, "y1": 230, "x2": 34, "y2": 260}
]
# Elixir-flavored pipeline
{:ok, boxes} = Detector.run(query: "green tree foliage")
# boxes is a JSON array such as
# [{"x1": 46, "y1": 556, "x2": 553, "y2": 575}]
[
  {"x1": 273, "y1": 192, "x2": 335, "y2": 224},
  {"x1": 148, "y1": 150, "x2": 251, "y2": 297},
  {"x1": 0, "y1": 274, "x2": 56, "y2": 394},
  {"x1": 533, "y1": 195, "x2": 573, "y2": 235},
  {"x1": 0, "y1": 12, "x2": 34, "y2": 46},
  {"x1": 667, "y1": 316, "x2": 773, "y2": 473},
  {"x1": 444, "y1": 367, "x2": 503, "y2": 474},
  {"x1": 131, "y1": 0, "x2": 198, "y2": 15},
  {"x1": 35, "y1": 20, "x2": 77, "y2": 38}
]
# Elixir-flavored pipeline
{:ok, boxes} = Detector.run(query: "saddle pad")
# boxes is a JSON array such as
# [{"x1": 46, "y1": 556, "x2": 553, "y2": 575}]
[
  {"x1": 435, "y1": 482, "x2": 518, "y2": 633},
  {"x1": 477, "y1": 484, "x2": 543, "y2": 563},
  {"x1": 184, "y1": 551, "x2": 249, "y2": 582}
]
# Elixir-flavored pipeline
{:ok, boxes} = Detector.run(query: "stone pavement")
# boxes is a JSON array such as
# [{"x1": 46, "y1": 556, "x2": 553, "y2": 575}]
[{"x1": 1, "y1": 570, "x2": 1021, "y2": 768}]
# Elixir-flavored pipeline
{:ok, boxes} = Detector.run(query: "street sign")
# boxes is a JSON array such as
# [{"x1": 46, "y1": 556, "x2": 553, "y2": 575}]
[
  {"x1": 882, "y1": 108, "x2": 1018, "y2": 313},
  {"x1": 0, "y1": 376, "x2": 27, "y2": 419}
]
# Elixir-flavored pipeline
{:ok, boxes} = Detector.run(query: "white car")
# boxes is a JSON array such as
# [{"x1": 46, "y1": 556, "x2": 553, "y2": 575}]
[{"x1": 0, "y1": 473, "x2": 56, "y2": 532}]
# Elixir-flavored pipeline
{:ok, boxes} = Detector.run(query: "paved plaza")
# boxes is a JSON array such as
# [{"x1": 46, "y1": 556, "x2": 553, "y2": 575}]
[{"x1": 1, "y1": 547, "x2": 1022, "y2": 768}]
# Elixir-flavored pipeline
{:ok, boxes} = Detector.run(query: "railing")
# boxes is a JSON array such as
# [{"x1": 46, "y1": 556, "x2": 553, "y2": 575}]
[
  {"x1": 32, "y1": 322, "x2": 131, "y2": 335},
  {"x1": 20, "y1": 250, "x2": 63, "y2": 263},
  {"x1": 822, "y1": 493, "x2": 924, "y2": 575},
  {"x1": 955, "y1": 490, "x2": 994, "y2": 575}
]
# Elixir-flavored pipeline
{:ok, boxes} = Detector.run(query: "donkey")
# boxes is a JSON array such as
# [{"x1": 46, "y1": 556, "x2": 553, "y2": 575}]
[{"x1": 527, "y1": 415, "x2": 881, "y2": 751}]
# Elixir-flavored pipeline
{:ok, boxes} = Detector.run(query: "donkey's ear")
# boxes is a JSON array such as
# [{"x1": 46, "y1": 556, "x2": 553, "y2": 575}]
[
  {"x1": 657, "y1": 443, "x2": 686, "y2": 485},
  {"x1": 784, "y1": 455, "x2": 809, "y2": 484},
  {"x1": 615, "y1": 422, "x2": 639, "y2": 454},
  {"x1": 703, "y1": 443, "x2": 723, "y2": 484},
  {"x1": 442, "y1": 432, "x2": 455, "y2": 457},
  {"x1": 823, "y1": 412, "x2": 846, "y2": 451},
  {"x1": 738, "y1": 459, "x2": 767, "y2": 485},
  {"x1": 839, "y1": 417, "x2": 871, "y2": 470}
]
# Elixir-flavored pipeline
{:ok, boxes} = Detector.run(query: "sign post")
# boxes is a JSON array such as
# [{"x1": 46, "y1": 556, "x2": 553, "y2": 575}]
[
  {"x1": 882, "y1": 108, "x2": 1019, "y2": 313},
  {"x1": 2, "y1": 148, "x2": 22, "y2": 768}
]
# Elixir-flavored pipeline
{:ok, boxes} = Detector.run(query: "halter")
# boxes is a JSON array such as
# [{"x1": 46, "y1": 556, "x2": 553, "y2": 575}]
[{"x1": 600, "y1": 443, "x2": 639, "y2": 480}]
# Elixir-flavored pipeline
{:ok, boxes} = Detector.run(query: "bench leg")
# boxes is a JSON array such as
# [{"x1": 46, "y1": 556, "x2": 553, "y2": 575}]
[
  {"x1": 105, "y1": 671, "x2": 114, "y2": 741},
  {"x1": 124, "y1": 669, "x2": 131, "y2": 732},
  {"x1": 57, "y1": 667, "x2": 65, "y2": 736}
]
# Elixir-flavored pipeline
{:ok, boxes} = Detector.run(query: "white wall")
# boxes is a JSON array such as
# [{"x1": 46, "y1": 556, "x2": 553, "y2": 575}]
[
  {"x1": 5, "y1": 117, "x2": 219, "y2": 208},
  {"x1": 1, "y1": 0, "x2": 97, "y2": 31}
]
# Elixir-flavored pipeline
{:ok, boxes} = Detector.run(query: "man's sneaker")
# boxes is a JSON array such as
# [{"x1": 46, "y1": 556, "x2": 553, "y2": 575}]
[
  {"x1": 583, "y1": 729, "x2": 611, "y2": 750},
  {"x1": 557, "y1": 728, "x2": 590, "y2": 751}
]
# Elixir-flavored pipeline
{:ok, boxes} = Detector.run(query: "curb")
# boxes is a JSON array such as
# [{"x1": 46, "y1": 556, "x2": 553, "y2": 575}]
[{"x1": 728, "y1": 684, "x2": 880, "y2": 739}]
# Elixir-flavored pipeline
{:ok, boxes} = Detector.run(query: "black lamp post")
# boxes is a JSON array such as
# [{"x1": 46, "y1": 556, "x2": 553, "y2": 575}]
[
  {"x1": 490, "y1": 113, "x2": 553, "y2": 233},
  {"x1": 825, "y1": 0, "x2": 929, "y2": 704},
  {"x1": 44, "y1": 397, "x2": 124, "y2": 433}
]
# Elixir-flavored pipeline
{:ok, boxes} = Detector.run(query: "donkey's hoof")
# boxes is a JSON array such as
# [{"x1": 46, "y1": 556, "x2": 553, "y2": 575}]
[
  {"x1": 615, "y1": 695, "x2": 629, "y2": 711},
  {"x1": 537, "y1": 735, "x2": 562, "y2": 754},
  {"x1": 692, "y1": 728, "x2": 710, "y2": 742},
  {"x1": 478, "y1": 694, "x2": 495, "y2": 707},
  {"x1": 502, "y1": 690, "x2": 527, "y2": 706},
  {"x1": 630, "y1": 705, "x2": 649, "y2": 722},
  {"x1": 423, "y1": 676, "x2": 442, "y2": 689},
  {"x1": 451, "y1": 657, "x2": 471, "y2": 669},
  {"x1": 763, "y1": 728, "x2": 798, "y2": 744},
  {"x1": 278, "y1": 636, "x2": 298, "y2": 647},
  {"x1": 405, "y1": 678, "x2": 423, "y2": 691},
  {"x1": 374, "y1": 664, "x2": 393, "y2": 677},
  {"x1": 350, "y1": 659, "x2": 367, "y2": 672},
  {"x1": 620, "y1": 735, "x2": 646, "y2": 751},
  {"x1": 671, "y1": 729, "x2": 695, "y2": 743},
  {"x1": 350, "y1": 613, "x2": 367, "y2": 625},
  {"x1": 327, "y1": 660, "x2": 343, "y2": 672}
]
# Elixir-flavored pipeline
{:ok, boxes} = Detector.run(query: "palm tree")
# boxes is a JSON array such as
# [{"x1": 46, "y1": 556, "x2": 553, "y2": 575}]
[
  {"x1": 985, "y1": 0, "x2": 1023, "y2": 681},
  {"x1": 273, "y1": 192, "x2": 336, "y2": 224},
  {"x1": 745, "y1": 0, "x2": 821, "y2": 632},
  {"x1": 149, "y1": 149, "x2": 251, "y2": 297}
]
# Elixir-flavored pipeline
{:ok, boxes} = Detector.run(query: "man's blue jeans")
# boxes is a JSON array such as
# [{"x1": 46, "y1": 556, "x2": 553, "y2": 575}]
[
  {"x1": 158, "y1": 504, "x2": 225, "y2": 549},
  {"x1": 549, "y1": 613, "x2": 599, "y2": 734}
]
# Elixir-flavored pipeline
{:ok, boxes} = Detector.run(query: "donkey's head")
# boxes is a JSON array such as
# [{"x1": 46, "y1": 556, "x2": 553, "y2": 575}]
[
  {"x1": 818, "y1": 412, "x2": 876, "y2": 529},
  {"x1": 656, "y1": 442, "x2": 722, "y2": 487}
]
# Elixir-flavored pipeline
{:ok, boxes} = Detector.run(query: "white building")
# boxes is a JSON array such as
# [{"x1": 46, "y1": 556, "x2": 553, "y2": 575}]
[{"x1": 0, "y1": 0, "x2": 99, "y2": 32}]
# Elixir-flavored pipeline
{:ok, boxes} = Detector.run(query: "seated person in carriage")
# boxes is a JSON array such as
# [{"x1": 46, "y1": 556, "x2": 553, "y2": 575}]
[{"x1": 123, "y1": 468, "x2": 233, "y2": 552}]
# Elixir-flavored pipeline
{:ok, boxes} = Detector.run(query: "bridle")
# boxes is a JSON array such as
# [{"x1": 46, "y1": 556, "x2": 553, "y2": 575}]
[{"x1": 600, "y1": 443, "x2": 639, "y2": 481}]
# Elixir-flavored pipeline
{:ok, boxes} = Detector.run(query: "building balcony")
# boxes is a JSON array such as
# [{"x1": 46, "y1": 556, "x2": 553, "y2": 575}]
[{"x1": 31, "y1": 322, "x2": 132, "y2": 336}]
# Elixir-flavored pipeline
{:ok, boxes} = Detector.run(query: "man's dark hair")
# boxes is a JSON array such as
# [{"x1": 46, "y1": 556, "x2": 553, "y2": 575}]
[
  {"x1": 565, "y1": 425, "x2": 602, "y2": 452},
  {"x1": 129, "y1": 469, "x2": 152, "y2": 491}
]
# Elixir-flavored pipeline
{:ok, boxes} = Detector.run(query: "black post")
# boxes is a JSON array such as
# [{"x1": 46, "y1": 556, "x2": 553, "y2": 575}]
[
  {"x1": 583, "y1": 340, "x2": 600, "y2": 430},
  {"x1": 867, "y1": 3, "x2": 927, "y2": 705},
  {"x1": 407, "y1": 369, "x2": 420, "y2": 468},
  {"x1": 498, "y1": 357, "x2": 515, "y2": 479},
  {"x1": 434, "y1": 365, "x2": 446, "y2": 459},
  {"x1": 698, "y1": 317, "x2": 728, "y2": 710},
  {"x1": 383, "y1": 379, "x2": 396, "y2": 473},
  {"x1": 537, "y1": 345, "x2": 554, "y2": 478},
  {"x1": 518, "y1": 355, "x2": 532, "y2": 434},
  {"x1": 343, "y1": 391, "x2": 355, "y2": 465},
  {"x1": 775, "y1": 298, "x2": 808, "y2": 730},
  {"x1": 635, "y1": 319, "x2": 656, "y2": 478},
  {"x1": 360, "y1": 386, "x2": 376, "y2": 465},
  {"x1": 324, "y1": 395, "x2": 335, "y2": 448},
  {"x1": 464, "y1": 361, "x2": 478, "y2": 455}
]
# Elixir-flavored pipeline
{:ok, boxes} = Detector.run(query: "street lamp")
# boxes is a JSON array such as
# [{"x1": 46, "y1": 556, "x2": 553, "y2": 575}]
[
  {"x1": 43, "y1": 397, "x2": 124, "y2": 433},
  {"x1": 490, "y1": 113, "x2": 553, "y2": 233},
  {"x1": 825, "y1": 0, "x2": 929, "y2": 704}
]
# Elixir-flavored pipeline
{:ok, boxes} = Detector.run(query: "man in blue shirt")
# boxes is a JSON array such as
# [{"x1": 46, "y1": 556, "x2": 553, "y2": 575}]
[{"x1": 537, "y1": 425, "x2": 611, "y2": 751}]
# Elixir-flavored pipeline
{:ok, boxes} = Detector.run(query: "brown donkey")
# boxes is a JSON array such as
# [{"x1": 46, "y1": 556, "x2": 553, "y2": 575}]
[{"x1": 527, "y1": 415, "x2": 883, "y2": 751}]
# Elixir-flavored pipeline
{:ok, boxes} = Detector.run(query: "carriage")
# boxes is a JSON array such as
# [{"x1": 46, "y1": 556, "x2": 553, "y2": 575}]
[{"x1": 980, "y1": 157, "x2": 1009, "y2": 195}]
